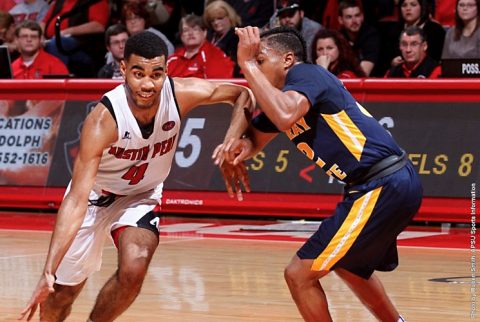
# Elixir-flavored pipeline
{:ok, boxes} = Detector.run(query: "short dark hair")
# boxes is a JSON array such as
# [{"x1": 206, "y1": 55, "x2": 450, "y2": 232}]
[
  {"x1": 260, "y1": 26, "x2": 307, "y2": 63},
  {"x1": 400, "y1": 25, "x2": 427, "y2": 43},
  {"x1": 338, "y1": 0, "x2": 363, "y2": 16},
  {"x1": 15, "y1": 20, "x2": 43, "y2": 38},
  {"x1": 124, "y1": 31, "x2": 168, "y2": 61},
  {"x1": 105, "y1": 23, "x2": 128, "y2": 46}
]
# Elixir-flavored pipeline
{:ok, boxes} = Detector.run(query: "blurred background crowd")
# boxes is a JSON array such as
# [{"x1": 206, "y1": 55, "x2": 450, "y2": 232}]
[{"x1": 0, "y1": 0, "x2": 478, "y2": 80}]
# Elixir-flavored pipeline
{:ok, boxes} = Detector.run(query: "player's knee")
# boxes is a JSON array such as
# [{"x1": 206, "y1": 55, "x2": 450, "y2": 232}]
[
  {"x1": 284, "y1": 260, "x2": 306, "y2": 287},
  {"x1": 117, "y1": 263, "x2": 148, "y2": 288}
]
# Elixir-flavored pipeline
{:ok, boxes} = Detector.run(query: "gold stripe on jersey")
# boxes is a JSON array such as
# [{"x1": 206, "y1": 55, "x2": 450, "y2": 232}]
[
  {"x1": 311, "y1": 186, "x2": 383, "y2": 271},
  {"x1": 321, "y1": 111, "x2": 366, "y2": 161}
]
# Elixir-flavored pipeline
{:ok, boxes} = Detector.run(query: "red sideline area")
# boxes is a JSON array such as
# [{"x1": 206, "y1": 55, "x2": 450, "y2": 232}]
[
  {"x1": 0, "y1": 211, "x2": 472, "y2": 249},
  {"x1": 0, "y1": 187, "x2": 473, "y2": 223}
]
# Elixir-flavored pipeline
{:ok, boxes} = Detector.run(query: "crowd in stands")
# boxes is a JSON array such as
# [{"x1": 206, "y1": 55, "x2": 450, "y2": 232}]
[{"x1": 1, "y1": 0, "x2": 479, "y2": 80}]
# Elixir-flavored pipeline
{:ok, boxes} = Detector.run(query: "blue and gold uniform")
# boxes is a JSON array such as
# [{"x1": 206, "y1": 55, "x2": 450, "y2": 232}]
[{"x1": 253, "y1": 64, "x2": 423, "y2": 279}]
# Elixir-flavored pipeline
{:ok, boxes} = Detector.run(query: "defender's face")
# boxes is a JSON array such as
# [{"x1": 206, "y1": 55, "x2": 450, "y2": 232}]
[
  {"x1": 121, "y1": 54, "x2": 166, "y2": 110},
  {"x1": 256, "y1": 41, "x2": 287, "y2": 89}
]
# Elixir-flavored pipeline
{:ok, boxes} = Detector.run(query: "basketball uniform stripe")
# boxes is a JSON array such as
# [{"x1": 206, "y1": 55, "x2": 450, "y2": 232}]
[
  {"x1": 321, "y1": 111, "x2": 366, "y2": 161},
  {"x1": 311, "y1": 186, "x2": 383, "y2": 271}
]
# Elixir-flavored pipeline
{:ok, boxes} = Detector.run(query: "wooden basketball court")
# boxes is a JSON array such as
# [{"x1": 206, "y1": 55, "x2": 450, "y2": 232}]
[{"x1": 0, "y1": 215, "x2": 476, "y2": 322}]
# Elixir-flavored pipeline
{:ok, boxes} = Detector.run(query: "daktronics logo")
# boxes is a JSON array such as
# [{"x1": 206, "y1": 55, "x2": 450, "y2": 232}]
[{"x1": 165, "y1": 199, "x2": 203, "y2": 205}]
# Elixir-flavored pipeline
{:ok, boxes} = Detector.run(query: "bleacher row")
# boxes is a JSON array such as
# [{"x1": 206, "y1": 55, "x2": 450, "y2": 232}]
[{"x1": 0, "y1": 0, "x2": 479, "y2": 80}]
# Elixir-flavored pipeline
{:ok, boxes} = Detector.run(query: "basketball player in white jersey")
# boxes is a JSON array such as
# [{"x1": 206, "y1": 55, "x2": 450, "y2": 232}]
[{"x1": 19, "y1": 31, "x2": 255, "y2": 322}]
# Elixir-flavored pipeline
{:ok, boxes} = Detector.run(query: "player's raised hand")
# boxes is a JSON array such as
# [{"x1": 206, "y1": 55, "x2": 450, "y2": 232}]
[
  {"x1": 235, "y1": 26, "x2": 261, "y2": 66},
  {"x1": 18, "y1": 273, "x2": 55, "y2": 321}
]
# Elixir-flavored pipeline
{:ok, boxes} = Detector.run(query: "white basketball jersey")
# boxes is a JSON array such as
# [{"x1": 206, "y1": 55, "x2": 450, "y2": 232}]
[{"x1": 94, "y1": 78, "x2": 180, "y2": 195}]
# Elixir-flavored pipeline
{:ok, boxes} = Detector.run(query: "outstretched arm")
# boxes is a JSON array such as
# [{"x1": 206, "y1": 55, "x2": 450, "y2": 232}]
[
  {"x1": 18, "y1": 103, "x2": 117, "y2": 321},
  {"x1": 173, "y1": 77, "x2": 255, "y2": 141}
]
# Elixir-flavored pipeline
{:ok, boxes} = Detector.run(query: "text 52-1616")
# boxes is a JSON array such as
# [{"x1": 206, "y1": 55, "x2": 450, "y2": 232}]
[{"x1": 0, "y1": 152, "x2": 49, "y2": 165}]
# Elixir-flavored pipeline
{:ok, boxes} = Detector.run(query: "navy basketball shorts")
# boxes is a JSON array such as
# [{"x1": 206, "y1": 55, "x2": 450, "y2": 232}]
[{"x1": 297, "y1": 162, "x2": 423, "y2": 279}]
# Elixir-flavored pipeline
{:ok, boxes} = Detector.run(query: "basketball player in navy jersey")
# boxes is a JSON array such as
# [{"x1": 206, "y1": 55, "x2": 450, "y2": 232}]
[
  {"x1": 19, "y1": 31, "x2": 255, "y2": 322},
  {"x1": 214, "y1": 26, "x2": 422, "y2": 322}
]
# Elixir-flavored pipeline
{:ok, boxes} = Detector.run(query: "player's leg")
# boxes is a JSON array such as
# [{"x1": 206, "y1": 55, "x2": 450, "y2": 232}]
[
  {"x1": 89, "y1": 226, "x2": 159, "y2": 321},
  {"x1": 335, "y1": 268, "x2": 400, "y2": 322},
  {"x1": 284, "y1": 255, "x2": 331, "y2": 322},
  {"x1": 40, "y1": 281, "x2": 86, "y2": 322}
]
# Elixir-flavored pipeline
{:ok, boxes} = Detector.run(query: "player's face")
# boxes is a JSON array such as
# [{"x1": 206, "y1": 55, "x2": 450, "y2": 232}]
[
  {"x1": 401, "y1": 0, "x2": 422, "y2": 25},
  {"x1": 316, "y1": 37, "x2": 339, "y2": 64},
  {"x1": 107, "y1": 32, "x2": 128, "y2": 61},
  {"x1": 122, "y1": 54, "x2": 166, "y2": 110},
  {"x1": 339, "y1": 7, "x2": 364, "y2": 33},
  {"x1": 399, "y1": 33, "x2": 426, "y2": 64},
  {"x1": 16, "y1": 28, "x2": 41, "y2": 56},
  {"x1": 256, "y1": 41, "x2": 289, "y2": 89}
]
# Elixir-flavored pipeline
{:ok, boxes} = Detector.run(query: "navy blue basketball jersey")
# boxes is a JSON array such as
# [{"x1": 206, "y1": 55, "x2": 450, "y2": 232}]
[{"x1": 252, "y1": 63, "x2": 402, "y2": 184}]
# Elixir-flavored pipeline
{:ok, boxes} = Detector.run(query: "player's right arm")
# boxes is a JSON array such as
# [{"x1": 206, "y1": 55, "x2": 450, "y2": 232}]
[{"x1": 19, "y1": 103, "x2": 117, "y2": 321}]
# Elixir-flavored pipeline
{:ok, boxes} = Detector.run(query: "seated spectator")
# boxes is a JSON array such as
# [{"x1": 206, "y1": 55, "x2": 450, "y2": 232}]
[
  {"x1": 385, "y1": 26, "x2": 441, "y2": 78},
  {"x1": 338, "y1": 0, "x2": 380, "y2": 76},
  {"x1": 390, "y1": 0, "x2": 445, "y2": 65},
  {"x1": 0, "y1": 11, "x2": 19, "y2": 60},
  {"x1": 12, "y1": 20, "x2": 69, "y2": 79},
  {"x1": 442, "y1": 0, "x2": 480, "y2": 59},
  {"x1": 41, "y1": 0, "x2": 110, "y2": 77},
  {"x1": 203, "y1": 0, "x2": 242, "y2": 77},
  {"x1": 9, "y1": 0, "x2": 49, "y2": 24},
  {"x1": 312, "y1": 28, "x2": 366, "y2": 78},
  {"x1": 167, "y1": 14, "x2": 234, "y2": 78},
  {"x1": 97, "y1": 24, "x2": 128, "y2": 79},
  {"x1": 122, "y1": 1, "x2": 174, "y2": 56},
  {"x1": 276, "y1": 0, "x2": 323, "y2": 62}
]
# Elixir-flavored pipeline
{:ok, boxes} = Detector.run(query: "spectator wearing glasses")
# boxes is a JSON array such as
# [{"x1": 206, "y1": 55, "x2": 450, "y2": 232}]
[
  {"x1": 167, "y1": 14, "x2": 234, "y2": 78},
  {"x1": 11, "y1": 20, "x2": 68, "y2": 79},
  {"x1": 276, "y1": 0, "x2": 323, "y2": 62},
  {"x1": 442, "y1": 0, "x2": 480, "y2": 59},
  {"x1": 385, "y1": 26, "x2": 441, "y2": 78},
  {"x1": 203, "y1": 0, "x2": 242, "y2": 77},
  {"x1": 98, "y1": 24, "x2": 128, "y2": 79}
]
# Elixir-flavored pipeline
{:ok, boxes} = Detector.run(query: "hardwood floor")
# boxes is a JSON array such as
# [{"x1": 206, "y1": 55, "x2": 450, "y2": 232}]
[{"x1": 0, "y1": 229, "x2": 476, "y2": 322}]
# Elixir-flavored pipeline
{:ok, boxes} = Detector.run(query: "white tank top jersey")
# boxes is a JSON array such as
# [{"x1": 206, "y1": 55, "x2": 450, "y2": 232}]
[{"x1": 93, "y1": 78, "x2": 181, "y2": 196}]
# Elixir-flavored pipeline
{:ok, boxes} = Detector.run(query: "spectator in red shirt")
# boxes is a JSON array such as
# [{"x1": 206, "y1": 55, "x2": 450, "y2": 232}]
[
  {"x1": 41, "y1": 0, "x2": 110, "y2": 77},
  {"x1": 167, "y1": 14, "x2": 234, "y2": 78},
  {"x1": 0, "y1": 0, "x2": 16, "y2": 12},
  {"x1": 312, "y1": 28, "x2": 365, "y2": 78},
  {"x1": 385, "y1": 26, "x2": 441, "y2": 78},
  {"x1": 12, "y1": 20, "x2": 69, "y2": 79}
]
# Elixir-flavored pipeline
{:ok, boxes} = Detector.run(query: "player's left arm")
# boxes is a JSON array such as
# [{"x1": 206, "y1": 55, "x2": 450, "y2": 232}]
[{"x1": 173, "y1": 77, "x2": 255, "y2": 143}]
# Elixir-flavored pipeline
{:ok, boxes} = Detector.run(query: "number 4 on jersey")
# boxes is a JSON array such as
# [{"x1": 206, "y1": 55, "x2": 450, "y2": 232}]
[{"x1": 122, "y1": 163, "x2": 149, "y2": 185}]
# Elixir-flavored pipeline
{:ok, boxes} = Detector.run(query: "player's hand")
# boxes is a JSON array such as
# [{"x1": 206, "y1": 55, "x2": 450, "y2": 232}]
[
  {"x1": 18, "y1": 273, "x2": 55, "y2": 321},
  {"x1": 219, "y1": 160, "x2": 251, "y2": 201},
  {"x1": 235, "y1": 26, "x2": 261, "y2": 67},
  {"x1": 212, "y1": 137, "x2": 253, "y2": 166}
]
